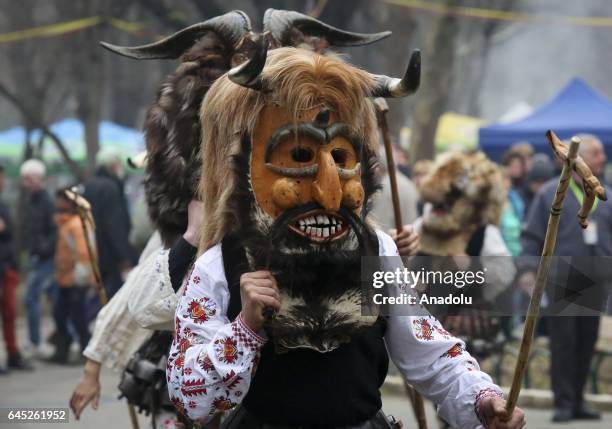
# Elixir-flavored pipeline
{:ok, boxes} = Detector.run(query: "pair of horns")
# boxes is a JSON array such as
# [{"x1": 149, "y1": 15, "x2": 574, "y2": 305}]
[
  {"x1": 101, "y1": 10, "x2": 251, "y2": 59},
  {"x1": 100, "y1": 9, "x2": 391, "y2": 60},
  {"x1": 228, "y1": 35, "x2": 421, "y2": 98},
  {"x1": 263, "y1": 9, "x2": 390, "y2": 47}
]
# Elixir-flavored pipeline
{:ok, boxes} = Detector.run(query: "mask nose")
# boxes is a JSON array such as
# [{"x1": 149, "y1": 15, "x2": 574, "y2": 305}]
[{"x1": 312, "y1": 148, "x2": 342, "y2": 211}]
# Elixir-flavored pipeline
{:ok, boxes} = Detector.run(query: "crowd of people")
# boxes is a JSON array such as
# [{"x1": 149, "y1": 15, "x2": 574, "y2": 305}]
[
  {"x1": 0, "y1": 150, "x2": 134, "y2": 372},
  {"x1": 0, "y1": 134, "x2": 609, "y2": 425},
  {"x1": 377, "y1": 136, "x2": 610, "y2": 423}
]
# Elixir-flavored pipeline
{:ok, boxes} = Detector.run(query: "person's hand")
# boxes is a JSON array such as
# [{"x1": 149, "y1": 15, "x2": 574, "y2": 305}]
[
  {"x1": 389, "y1": 224, "x2": 419, "y2": 256},
  {"x1": 240, "y1": 271, "x2": 281, "y2": 332},
  {"x1": 0, "y1": 217, "x2": 5, "y2": 233},
  {"x1": 478, "y1": 396, "x2": 526, "y2": 429},
  {"x1": 69, "y1": 360, "x2": 101, "y2": 420},
  {"x1": 183, "y1": 200, "x2": 204, "y2": 247},
  {"x1": 517, "y1": 271, "x2": 536, "y2": 296}
]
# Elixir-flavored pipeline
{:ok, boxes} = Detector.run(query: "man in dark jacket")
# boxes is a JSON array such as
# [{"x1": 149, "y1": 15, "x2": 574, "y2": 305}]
[
  {"x1": 20, "y1": 159, "x2": 57, "y2": 355},
  {"x1": 84, "y1": 149, "x2": 133, "y2": 300}
]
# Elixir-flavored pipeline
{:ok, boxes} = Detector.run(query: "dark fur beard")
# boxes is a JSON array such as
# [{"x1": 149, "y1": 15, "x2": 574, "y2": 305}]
[
  {"x1": 263, "y1": 238, "x2": 380, "y2": 353},
  {"x1": 228, "y1": 135, "x2": 382, "y2": 352}
]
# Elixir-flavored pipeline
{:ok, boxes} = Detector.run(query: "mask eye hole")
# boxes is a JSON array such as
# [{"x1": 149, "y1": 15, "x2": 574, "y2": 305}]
[
  {"x1": 291, "y1": 146, "x2": 314, "y2": 163},
  {"x1": 331, "y1": 148, "x2": 348, "y2": 167}
]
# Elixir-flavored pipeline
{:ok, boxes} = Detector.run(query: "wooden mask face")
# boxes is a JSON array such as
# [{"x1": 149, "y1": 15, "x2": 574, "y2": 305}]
[{"x1": 250, "y1": 104, "x2": 366, "y2": 244}]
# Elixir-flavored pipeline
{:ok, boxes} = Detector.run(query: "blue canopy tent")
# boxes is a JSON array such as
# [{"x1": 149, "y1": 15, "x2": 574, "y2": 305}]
[{"x1": 479, "y1": 78, "x2": 612, "y2": 162}]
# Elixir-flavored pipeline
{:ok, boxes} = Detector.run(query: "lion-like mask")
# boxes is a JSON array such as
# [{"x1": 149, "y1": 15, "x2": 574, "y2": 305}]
[{"x1": 418, "y1": 151, "x2": 505, "y2": 256}]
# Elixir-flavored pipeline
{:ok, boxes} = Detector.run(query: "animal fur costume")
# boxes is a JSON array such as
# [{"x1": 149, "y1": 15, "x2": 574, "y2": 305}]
[
  {"x1": 414, "y1": 151, "x2": 508, "y2": 359},
  {"x1": 154, "y1": 17, "x2": 517, "y2": 429},
  {"x1": 102, "y1": 9, "x2": 392, "y2": 247},
  {"x1": 417, "y1": 151, "x2": 506, "y2": 256},
  {"x1": 195, "y1": 34, "x2": 420, "y2": 352}
]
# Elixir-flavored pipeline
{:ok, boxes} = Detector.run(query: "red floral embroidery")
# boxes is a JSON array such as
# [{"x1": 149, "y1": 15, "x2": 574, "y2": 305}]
[
  {"x1": 474, "y1": 388, "x2": 504, "y2": 428},
  {"x1": 192, "y1": 276, "x2": 201, "y2": 284},
  {"x1": 182, "y1": 266, "x2": 196, "y2": 296},
  {"x1": 171, "y1": 396, "x2": 186, "y2": 416},
  {"x1": 198, "y1": 352, "x2": 215, "y2": 372},
  {"x1": 222, "y1": 370, "x2": 243, "y2": 390},
  {"x1": 433, "y1": 324, "x2": 452, "y2": 339},
  {"x1": 184, "y1": 367, "x2": 193, "y2": 376},
  {"x1": 181, "y1": 378, "x2": 207, "y2": 396},
  {"x1": 174, "y1": 354, "x2": 185, "y2": 370},
  {"x1": 178, "y1": 337, "x2": 193, "y2": 354},
  {"x1": 211, "y1": 396, "x2": 237, "y2": 414},
  {"x1": 188, "y1": 400, "x2": 197, "y2": 409},
  {"x1": 185, "y1": 297, "x2": 217, "y2": 324},
  {"x1": 174, "y1": 316, "x2": 181, "y2": 340},
  {"x1": 231, "y1": 316, "x2": 266, "y2": 352},
  {"x1": 214, "y1": 337, "x2": 240, "y2": 364},
  {"x1": 413, "y1": 318, "x2": 434, "y2": 340},
  {"x1": 442, "y1": 343, "x2": 464, "y2": 358}
]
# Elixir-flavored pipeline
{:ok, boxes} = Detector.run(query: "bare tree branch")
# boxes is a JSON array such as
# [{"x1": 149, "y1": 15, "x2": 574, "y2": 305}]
[{"x1": 0, "y1": 81, "x2": 83, "y2": 180}]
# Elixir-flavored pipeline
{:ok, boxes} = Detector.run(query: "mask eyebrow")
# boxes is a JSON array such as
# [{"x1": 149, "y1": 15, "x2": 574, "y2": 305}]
[
  {"x1": 326, "y1": 123, "x2": 363, "y2": 157},
  {"x1": 265, "y1": 123, "x2": 326, "y2": 163},
  {"x1": 264, "y1": 122, "x2": 363, "y2": 163}
]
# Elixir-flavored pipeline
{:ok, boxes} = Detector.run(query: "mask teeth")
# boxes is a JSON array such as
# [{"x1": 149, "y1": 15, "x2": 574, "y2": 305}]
[{"x1": 293, "y1": 212, "x2": 347, "y2": 239}]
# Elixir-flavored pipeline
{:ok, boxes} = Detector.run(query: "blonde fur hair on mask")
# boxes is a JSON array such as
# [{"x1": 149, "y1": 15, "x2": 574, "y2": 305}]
[{"x1": 198, "y1": 47, "x2": 381, "y2": 252}]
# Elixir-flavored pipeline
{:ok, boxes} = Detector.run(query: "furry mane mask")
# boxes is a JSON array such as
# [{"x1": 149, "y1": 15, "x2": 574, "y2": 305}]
[
  {"x1": 101, "y1": 9, "x2": 392, "y2": 246},
  {"x1": 102, "y1": 10, "x2": 420, "y2": 352},
  {"x1": 198, "y1": 42, "x2": 419, "y2": 353},
  {"x1": 418, "y1": 151, "x2": 506, "y2": 256}
]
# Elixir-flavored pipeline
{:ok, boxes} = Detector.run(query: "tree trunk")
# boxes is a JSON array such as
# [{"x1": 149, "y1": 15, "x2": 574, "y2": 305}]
[
  {"x1": 79, "y1": 23, "x2": 105, "y2": 178},
  {"x1": 409, "y1": 0, "x2": 461, "y2": 164}
]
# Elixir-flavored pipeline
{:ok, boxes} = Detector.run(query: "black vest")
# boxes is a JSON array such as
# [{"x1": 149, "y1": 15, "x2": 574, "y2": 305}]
[{"x1": 222, "y1": 238, "x2": 389, "y2": 427}]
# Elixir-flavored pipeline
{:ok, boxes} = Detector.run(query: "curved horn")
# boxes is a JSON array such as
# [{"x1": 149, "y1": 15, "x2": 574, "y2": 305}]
[
  {"x1": 227, "y1": 35, "x2": 268, "y2": 90},
  {"x1": 263, "y1": 8, "x2": 391, "y2": 47},
  {"x1": 370, "y1": 49, "x2": 421, "y2": 98},
  {"x1": 100, "y1": 10, "x2": 251, "y2": 60}
]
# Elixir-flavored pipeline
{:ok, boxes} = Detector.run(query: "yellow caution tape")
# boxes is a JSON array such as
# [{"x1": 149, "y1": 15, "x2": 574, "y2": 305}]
[
  {"x1": 383, "y1": 0, "x2": 612, "y2": 28},
  {"x1": 0, "y1": 16, "x2": 144, "y2": 44}
]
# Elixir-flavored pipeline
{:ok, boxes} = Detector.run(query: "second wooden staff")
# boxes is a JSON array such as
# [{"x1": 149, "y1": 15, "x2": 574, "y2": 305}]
[{"x1": 374, "y1": 97, "x2": 428, "y2": 429}]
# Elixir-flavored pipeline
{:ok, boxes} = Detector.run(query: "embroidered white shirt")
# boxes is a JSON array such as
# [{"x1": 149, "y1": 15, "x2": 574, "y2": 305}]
[{"x1": 166, "y1": 231, "x2": 503, "y2": 428}]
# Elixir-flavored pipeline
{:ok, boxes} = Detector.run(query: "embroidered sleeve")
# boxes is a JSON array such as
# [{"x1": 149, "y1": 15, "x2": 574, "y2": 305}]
[
  {"x1": 166, "y1": 252, "x2": 266, "y2": 425},
  {"x1": 377, "y1": 230, "x2": 505, "y2": 429},
  {"x1": 475, "y1": 387, "x2": 506, "y2": 428}
]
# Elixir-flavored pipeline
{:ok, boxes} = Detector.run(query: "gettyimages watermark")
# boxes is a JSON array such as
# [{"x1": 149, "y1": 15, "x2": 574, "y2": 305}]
[{"x1": 361, "y1": 256, "x2": 612, "y2": 317}]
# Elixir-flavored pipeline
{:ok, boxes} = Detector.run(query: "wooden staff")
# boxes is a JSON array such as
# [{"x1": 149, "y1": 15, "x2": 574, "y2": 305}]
[
  {"x1": 127, "y1": 403, "x2": 141, "y2": 429},
  {"x1": 374, "y1": 98, "x2": 404, "y2": 233},
  {"x1": 64, "y1": 188, "x2": 140, "y2": 429},
  {"x1": 505, "y1": 131, "x2": 607, "y2": 416},
  {"x1": 64, "y1": 188, "x2": 107, "y2": 306},
  {"x1": 374, "y1": 97, "x2": 428, "y2": 429}
]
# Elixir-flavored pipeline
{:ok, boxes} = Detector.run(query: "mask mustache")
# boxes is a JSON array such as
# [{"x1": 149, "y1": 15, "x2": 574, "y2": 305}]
[{"x1": 269, "y1": 202, "x2": 364, "y2": 241}]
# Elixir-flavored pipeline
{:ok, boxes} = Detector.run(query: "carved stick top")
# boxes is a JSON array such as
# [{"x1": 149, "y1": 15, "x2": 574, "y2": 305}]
[{"x1": 546, "y1": 130, "x2": 607, "y2": 228}]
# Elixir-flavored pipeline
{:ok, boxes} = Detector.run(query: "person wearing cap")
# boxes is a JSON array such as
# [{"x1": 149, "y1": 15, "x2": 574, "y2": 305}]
[{"x1": 20, "y1": 158, "x2": 58, "y2": 356}]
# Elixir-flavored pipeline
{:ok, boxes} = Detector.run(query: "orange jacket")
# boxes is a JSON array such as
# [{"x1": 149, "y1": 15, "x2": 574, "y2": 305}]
[{"x1": 54, "y1": 213, "x2": 94, "y2": 287}]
